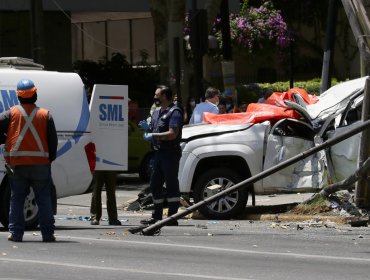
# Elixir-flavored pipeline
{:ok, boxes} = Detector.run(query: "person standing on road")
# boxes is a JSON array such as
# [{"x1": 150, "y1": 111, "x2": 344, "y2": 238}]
[
  {"x1": 0, "y1": 79, "x2": 58, "y2": 242},
  {"x1": 89, "y1": 170, "x2": 122, "y2": 226},
  {"x1": 188, "y1": 87, "x2": 220, "y2": 124},
  {"x1": 138, "y1": 85, "x2": 183, "y2": 225}
]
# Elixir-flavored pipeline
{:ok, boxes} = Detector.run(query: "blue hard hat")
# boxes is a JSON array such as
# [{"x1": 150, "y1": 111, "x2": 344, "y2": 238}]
[{"x1": 17, "y1": 79, "x2": 35, "y2": 91}]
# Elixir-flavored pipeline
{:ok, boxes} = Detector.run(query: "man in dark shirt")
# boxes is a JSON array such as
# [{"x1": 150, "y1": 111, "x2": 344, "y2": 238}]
[{"x1": 138, "y1": 85, "x2": 183, "y2": 225}]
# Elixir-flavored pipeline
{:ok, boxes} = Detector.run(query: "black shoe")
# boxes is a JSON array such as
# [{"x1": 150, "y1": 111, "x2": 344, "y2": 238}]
[
  {"x1": 140, "y1": 217, "x2": 158, "y2": 225},
  {"x1": 43, "y1": 235, "x2": 56, "y2": 242},
  {"x1": 8, "y1": 234, "x2": 22, "y2": 242},
  {"x1": 109, "y1": 219, "x2": 122, "y2": 226},
  {"x1": 90, "y1": 219, "x2": 99, "y2": 225}
]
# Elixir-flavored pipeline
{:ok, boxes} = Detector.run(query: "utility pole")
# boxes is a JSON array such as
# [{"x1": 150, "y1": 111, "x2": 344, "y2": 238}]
[
  {"x1": 189, "y1": 1, "x2": 207, "y2": 101},
  {"x1": 289, "y1": 38, "x2": 294, "y2": 88},
  {"x1": 340, "y1": 0, "x2": 370, "y2": 207},
  {"x1": 30, "y1": 0, "x2": 45, "y2": 65},
  {"x1": 356, "y1": 77, "x2": 370, "y2": 207},
  {"x1": 320, "y1": 0, "x2": 338, "y2": 93},
  {"x1": 220, "y1": 0, "x2": 236, "y2": 105},
  {"x1": 220, "y1": 0, "x2": 231, "y2": 60}
]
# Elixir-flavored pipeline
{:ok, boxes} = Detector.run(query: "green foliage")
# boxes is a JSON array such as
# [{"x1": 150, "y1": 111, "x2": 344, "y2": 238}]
[
  {"x1": 260, "y1": 78, "x2": 339, "y2": 95},
  {"x1": 290, "y1": 194, "x2": 331, "y2": 215},
  {"x1": 236, "y1": 83, "x2": 262, "y2": 104},
  {"x1": 236, "y1": 78, "x2": 340, "y2": 103}
]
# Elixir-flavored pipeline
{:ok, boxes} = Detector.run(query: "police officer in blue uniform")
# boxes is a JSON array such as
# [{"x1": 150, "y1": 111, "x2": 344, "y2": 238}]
[{"x1": 139, "y1": 85, "x2": 183, "y2": 225}]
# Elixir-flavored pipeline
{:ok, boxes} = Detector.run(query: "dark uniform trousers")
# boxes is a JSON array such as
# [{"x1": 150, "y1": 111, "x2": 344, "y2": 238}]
[
  {"x1": 90, "y1": 170, "x2": 118, "y2": 221},
  {"x1": 150, "y1": 146, "x2": 182, "y2": 220}
]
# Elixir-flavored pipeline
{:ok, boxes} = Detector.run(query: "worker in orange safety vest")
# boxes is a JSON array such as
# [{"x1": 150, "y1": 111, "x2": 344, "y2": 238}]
[{"x1": 0, "y1": 79, "x2": 58, "y2": 242}]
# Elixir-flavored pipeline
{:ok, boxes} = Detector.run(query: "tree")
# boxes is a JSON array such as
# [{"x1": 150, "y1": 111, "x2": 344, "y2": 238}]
[
  {"x1": 148, "y1": 0, "x2": 185, "y2": 85},
  {"x1": 149, "y1": 0, "x2": 225, "y2": 102}
]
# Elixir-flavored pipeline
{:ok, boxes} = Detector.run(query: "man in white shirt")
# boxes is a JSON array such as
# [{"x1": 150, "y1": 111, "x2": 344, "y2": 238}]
[{"x1": 189, "y1": 87, "x2": 220, "y2": 124}]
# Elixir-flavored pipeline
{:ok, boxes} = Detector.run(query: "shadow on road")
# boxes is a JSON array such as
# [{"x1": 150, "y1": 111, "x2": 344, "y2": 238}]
[
  {"x1": 116, "y1": 173, "x2": 149, "y2": 190},
  {"x1": 55, "y1": 225, "x2": 133, "y2": 231}
]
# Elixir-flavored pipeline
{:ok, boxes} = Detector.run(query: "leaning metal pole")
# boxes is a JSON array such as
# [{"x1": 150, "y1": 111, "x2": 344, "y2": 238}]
[{"x1": 139, "y1": 119, "x2": 370, "y2": 235}]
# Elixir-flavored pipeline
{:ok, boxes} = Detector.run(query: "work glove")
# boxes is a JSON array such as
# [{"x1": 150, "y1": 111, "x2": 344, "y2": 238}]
[
  {"x1": 143, "y1": 132, "x2": 153, "y2": 141},
  {"x1": 138, "y1": 120, "x2": 150, "y2": 131}
]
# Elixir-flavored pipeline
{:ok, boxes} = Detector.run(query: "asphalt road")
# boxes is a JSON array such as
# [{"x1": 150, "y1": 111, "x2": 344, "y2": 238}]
[{"x1": 0, "y1": 176, "x2": 369, "y2": 280}]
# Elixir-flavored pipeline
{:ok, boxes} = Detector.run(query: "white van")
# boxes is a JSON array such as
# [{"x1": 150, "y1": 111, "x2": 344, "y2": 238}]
[{"x1": 0, "y1": 58, "x2": 96, "y2": 228}]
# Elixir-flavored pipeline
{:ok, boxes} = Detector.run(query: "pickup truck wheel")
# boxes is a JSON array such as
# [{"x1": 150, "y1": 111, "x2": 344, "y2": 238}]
[
  {"x1": 193, "y1": 168, "x2": 248, "y2": 219},
  {"x1": 0, "y1": 182, "x2": 41, "y2": 230}
]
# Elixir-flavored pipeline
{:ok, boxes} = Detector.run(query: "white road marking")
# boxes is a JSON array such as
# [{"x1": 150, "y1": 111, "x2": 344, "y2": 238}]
[
  {"x1": 1, "y1": 231, "x2": 369, "y2": 280},
  {"x1": 59, "y1": 234, "x2": 370, "y2": 264},
  {"x1": 0, "y1": 257, "x2": 253, "y2": 280}
]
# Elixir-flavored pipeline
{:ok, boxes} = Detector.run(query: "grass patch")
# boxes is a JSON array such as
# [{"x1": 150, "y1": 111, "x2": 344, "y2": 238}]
[{"x1": 288, "y1": 195, "x2": 332, "y2": 215}]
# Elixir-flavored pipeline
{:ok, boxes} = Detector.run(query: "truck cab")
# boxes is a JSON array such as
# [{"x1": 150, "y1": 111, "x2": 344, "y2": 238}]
[{"x1": 178, "y1": 77, "x2": 367, "y2": 219}]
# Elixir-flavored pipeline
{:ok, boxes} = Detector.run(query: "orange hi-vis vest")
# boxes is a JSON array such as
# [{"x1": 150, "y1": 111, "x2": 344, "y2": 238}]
[{"x1": 4, "y1": 104, "x2": 50, "y2": 166}]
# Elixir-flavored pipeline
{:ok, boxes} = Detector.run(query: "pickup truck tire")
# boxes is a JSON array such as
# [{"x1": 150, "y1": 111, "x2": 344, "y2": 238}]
[{"x1": 193, "y1": 168, "x2": 248, "y2": 219}]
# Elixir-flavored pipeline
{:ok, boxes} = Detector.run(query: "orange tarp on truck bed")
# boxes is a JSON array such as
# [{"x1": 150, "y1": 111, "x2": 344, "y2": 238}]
[{"x1": 203, "y1": 88, "x2": 319, "y2": 124}]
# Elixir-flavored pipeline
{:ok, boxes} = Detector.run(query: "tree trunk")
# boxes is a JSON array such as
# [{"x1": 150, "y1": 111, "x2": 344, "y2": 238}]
[
  {"x1": 149, "y1": 0, "x2": 168, "y2": 84},
  {"x1": 150, "y1": 0, "x2": 224, "y2": 102},
  {"x1": 149, "y1": 0, "x2": 185, "y2": 87}
]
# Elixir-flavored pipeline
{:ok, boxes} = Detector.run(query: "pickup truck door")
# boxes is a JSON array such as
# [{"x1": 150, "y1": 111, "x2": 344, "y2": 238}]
[
  {"x1": 261, "y1": 118, "x2": 326, "y2": 192},
  {"x1": 325, "y1": 95, "x2": 363, "y2": 182}
]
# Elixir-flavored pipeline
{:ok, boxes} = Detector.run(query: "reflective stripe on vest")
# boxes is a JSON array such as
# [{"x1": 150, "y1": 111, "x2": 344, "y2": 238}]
[{"x1": 4, "y1": 105, "x2": 49, "y2": 158}]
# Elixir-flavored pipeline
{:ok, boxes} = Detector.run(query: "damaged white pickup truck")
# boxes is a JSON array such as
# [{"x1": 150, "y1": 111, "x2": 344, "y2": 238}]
[{"x1": 178, "y1": 77, "x2": 367, "y2": 219}]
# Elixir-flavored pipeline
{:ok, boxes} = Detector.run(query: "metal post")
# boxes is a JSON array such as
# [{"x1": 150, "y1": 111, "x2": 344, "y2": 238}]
[
  {"x1": 129, "y1": 19, "x2": 133, "y2": 65},
  {"x1": 356, "y1": 77, "x2": 370, "y2": 207},
  {"x1": 81, "y1": 23, "x2": 85, "y2": 60},
  {"x1": 30, "y1": 0, "x2": 45, "y2": 65},
  {"x1": 190, "y1": 3, "x2": 205, "y2": 101},
  {"x1": 220, "y1": 0, "x2": 232, "y2": 60},
  {"x1": 105, "y1": 21, "x2": 109, "y2": 60},
  {"x1": 320, "y1": 0, "x2": 338, "y2": 93},
  {"x1": 174, "y1": 37, "x2": 182, "y2": 105},
  {"x1": 289, "y1": 38, "x2": 294, "y2": 89}
]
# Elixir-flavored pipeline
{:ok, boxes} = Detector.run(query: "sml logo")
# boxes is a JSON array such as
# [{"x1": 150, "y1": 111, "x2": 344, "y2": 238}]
[
  {"x1": 99, "y1": 103, "x2": 124, "y2": 121},
  {"x1": 0, "y1": 90, "x2": 19, "y2": 113}
]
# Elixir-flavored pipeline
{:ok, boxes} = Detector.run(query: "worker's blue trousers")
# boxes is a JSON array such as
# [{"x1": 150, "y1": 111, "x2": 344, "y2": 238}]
[{"x1": 149, "y1": 147, "x2": 181, "y2": 220}]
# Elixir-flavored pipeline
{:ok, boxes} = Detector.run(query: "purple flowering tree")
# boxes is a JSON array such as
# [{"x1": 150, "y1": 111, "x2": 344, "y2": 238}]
[
  {"x1": 228, "y1": 1, "x2": 290, "y2": 53},
  {"x1": 184, "y1": 1, "x2": 291, "y2": 89},
  {"x1": 185, "y1": 0, "x2": 290, "y2": 56}
]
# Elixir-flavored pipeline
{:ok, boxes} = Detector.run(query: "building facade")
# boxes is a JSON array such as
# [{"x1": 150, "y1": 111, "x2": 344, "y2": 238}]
[{"x1": 0, "y1": 1, "x2": 363, "y2": 82}]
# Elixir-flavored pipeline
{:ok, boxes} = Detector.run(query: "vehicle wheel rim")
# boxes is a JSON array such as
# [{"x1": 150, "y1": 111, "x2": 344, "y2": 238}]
[
  {"x1": 203, "y1": 177, "x2": 238, "y2": 213},
  {"x1": 23, "y1": 188, "x2": 39, "y2": 222}
]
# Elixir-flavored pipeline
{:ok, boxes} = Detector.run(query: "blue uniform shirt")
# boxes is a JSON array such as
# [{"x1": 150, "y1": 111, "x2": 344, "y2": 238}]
[{"x1": 150, "y1": 104, "x2": 183, "y2": 150}]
